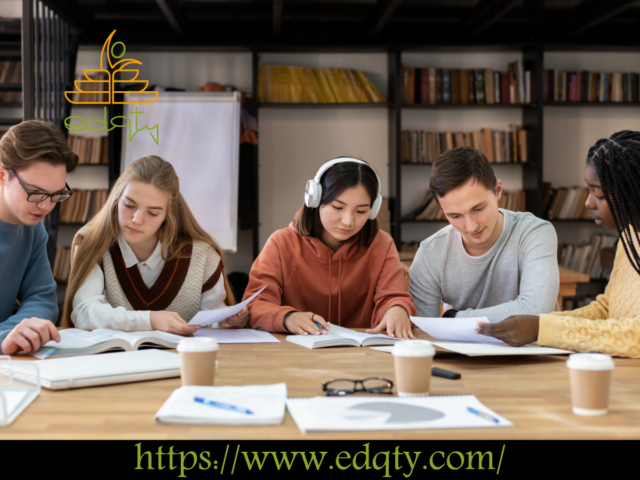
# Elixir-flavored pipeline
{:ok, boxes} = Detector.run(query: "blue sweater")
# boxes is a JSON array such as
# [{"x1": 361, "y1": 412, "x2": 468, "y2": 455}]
[{"x1": 0, "y1": 219, "x2": 58, "y2": 343}]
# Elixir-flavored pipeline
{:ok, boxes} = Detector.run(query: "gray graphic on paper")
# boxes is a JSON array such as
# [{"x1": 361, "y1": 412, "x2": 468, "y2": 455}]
[{"x1": 341, "y1": 402, "x2": 445, "y2": 423}]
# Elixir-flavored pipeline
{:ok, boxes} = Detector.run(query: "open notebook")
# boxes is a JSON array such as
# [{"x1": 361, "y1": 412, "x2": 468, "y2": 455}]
[
  {"x1": 31, "y1": 328, "x2": 188, "y2": 359},
  {"x1": 286, "y1": 324, "x2": 400, "y2": 349}
]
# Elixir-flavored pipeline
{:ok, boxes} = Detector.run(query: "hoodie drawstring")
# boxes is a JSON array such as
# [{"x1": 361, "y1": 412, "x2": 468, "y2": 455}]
[
  {"x1": 338, "y1": 256, "x2": 342, "y2": 326},
  {"x1": 328, "y1": 256, "x2": 332, "y2": 324}
]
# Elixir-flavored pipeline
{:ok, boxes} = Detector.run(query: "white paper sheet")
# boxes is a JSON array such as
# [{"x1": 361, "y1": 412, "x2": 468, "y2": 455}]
[
  {"x1": 286, "y1": 395, "x2": 513, "y2": 433},
  {"x1": 432, "y1": 342, "x2": 573, "y2": 355},
  {"x1": 194, "y1": 328, "x2": 280, "y2": 344},
  {"x1": 155, "y1": 383, "x2": 287, "y2": 425},
  {"x1": 411, "y1": 316, "x2": 503, "y2": 344},
  {"x1": 42, "y1": 329, "x2": 110, "y2": 349},
  {"x1": 189, "y1": 285, "x2": 267, "y2": 327},
  {"x1": 370, "y1": 343, "x2": 572, "y2": 356}
]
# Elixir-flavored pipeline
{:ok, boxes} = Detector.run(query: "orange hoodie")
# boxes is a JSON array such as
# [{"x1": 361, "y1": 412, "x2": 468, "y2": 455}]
[{"x1": 245, "y1": 223, "x2": 416, "y2": 332}]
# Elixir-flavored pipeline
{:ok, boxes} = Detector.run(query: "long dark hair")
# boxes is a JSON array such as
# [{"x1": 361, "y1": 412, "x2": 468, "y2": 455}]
[
  {"x1": 587, "y1": 130, "x2": 640, "y2": 275},
  {"x1": 292, "y1": 158, "x2": 380, "y2": 250}
]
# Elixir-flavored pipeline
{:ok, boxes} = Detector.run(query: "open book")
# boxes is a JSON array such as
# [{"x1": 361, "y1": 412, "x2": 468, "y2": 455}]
[
  {"x1": 31, "y1": 328, "x2": 187, "y2": 359},
  {"x1": 286, "y1": 324, "x2": 400, "y2": 349}
]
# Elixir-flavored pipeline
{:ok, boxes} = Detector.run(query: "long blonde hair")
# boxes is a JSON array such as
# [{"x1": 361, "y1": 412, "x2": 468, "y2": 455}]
[{"x1": 62, "y1": 155, "x2": 235, "y2": 327}]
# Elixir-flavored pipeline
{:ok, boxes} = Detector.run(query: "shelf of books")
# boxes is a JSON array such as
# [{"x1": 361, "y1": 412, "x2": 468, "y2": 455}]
[
  {"x1": 258, "y1": 64, "x2": 386, "y2": 105},
  {"x1": 394, "y1": 48, "x2": 542, "y2": 249}
]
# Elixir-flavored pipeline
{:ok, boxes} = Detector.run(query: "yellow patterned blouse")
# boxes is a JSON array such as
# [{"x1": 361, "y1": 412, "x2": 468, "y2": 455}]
[{"x1": 538, "y1": 239, "x2": 640, "y2": 358}]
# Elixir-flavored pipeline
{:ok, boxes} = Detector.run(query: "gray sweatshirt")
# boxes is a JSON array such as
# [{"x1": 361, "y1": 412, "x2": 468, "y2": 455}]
[{"x1": 409, "y1": 209, "x2": 559, "y2": 323}]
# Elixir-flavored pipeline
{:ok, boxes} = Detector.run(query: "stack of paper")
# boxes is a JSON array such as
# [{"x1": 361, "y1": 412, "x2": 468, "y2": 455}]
[{"x1": 155, "y1": 383, "x2": 287, "y2": 425}]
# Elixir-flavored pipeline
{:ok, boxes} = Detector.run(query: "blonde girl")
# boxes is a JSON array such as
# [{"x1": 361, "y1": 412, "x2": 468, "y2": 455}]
[{"x1": 62, "y1": 155, "x2": 247, "y2": 334}]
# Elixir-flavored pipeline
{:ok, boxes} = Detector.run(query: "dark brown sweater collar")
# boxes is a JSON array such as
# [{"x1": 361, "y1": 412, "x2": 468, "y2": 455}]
[{"x1": 110, "y1": 242, "x2": 192, "y2": 311}]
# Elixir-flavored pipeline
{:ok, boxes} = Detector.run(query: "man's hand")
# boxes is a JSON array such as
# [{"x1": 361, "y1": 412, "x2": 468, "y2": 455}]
[
  {"x1": 219, "y1": 307, "x2": 250, "y2": 329},
  {"x1": 0, "y1": 318, "x2": 60, "y2": 355},
  {"x1": 475, "y1": 315, "x2": 540, "y2": 346},
  {"x1": 366, "y1": 306, "x2": 415, "y2": 339}
]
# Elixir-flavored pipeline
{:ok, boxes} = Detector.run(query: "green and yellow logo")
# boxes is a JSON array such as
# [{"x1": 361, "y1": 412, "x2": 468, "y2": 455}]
[{"x1": 64, "y1": 30, "x2": 159, "y2": 144}]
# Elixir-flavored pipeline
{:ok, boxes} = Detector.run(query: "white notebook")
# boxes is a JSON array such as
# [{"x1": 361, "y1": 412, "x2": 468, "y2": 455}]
[
  {"x1": 155, "y1": 383, "x2": 287, "y2": 425},
  {"x1": 286, "y1": 324, "x2": 399, "y2": 349},
  {"x1": 286, "y1": 395, "x2": 513, "y2": 433},
  {"x1": 1, "y1": 350, "x2": 181, "y2": 390},
  {"x1": 194, "y1": 328, "x2": 280, "y2": 344}
]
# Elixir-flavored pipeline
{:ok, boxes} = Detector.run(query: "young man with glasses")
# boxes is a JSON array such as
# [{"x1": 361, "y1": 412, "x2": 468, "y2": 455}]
[{"x1": 0, "y1": 120, "x2": 78, "y2": 355}]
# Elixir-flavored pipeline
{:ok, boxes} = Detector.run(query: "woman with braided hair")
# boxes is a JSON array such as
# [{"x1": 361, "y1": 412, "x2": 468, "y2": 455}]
[{"x1": 475, "y1": 130, "x2": 640, "y2": 358}]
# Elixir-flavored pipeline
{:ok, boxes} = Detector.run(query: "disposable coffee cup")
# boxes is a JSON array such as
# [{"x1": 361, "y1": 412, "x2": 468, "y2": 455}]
[
  {"x1": 177, "y1": 337, "x2": 219, "y2": 386},
  {"x1": 392, "y1": 340, "x2": 435, "y2": 397},
  {"x1": 566, "y1": 353, "x2": 614, "y2": 416}
]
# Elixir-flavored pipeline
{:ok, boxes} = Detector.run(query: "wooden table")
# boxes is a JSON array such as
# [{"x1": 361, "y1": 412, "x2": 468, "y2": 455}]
[
  {"x1": 401, "y1": 262, "x2": 591, "y2": 309},
  {"x1": 2, "y1": 329, "x2": 640, "y2": 440}
]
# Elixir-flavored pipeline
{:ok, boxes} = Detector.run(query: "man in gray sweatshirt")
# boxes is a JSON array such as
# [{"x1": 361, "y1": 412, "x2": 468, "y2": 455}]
[{"x1": 409, "y1": 147, "x2": 559, "y2": 323}]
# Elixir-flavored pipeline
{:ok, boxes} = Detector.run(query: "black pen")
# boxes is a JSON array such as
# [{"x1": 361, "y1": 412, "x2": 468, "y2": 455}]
[{"x1": 432, "y1": 366, "x2": 461, "y2": 380}]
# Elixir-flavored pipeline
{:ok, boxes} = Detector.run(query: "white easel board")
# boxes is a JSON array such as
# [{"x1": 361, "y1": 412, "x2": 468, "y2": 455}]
[{"x1": 121, "y1": 91, "x2": 241, "y2": 252}]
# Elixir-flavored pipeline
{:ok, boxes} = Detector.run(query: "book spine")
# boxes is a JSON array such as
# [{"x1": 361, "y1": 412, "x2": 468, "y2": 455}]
[
  {"x1": 474, "y1": 69, "x2": 485, "y2": 105},
  {"x1": 414, "y1": 67, "x2": 421, "y2": 104},
  {"x1": 421, "y1": 68, "x2": 429, "y2": 104},
  {"x1": 468, "y1": 69, "x2": 475, "y2": 104},
  {"x1": 435, "y1": 69, "x2": 443, "y2": 104},
  {"x1": 442, "y1": 69, "x2": 451, "y2": 104},
  {"x1": 494, "y1": 71, "x2": 501, "y2": 104}
]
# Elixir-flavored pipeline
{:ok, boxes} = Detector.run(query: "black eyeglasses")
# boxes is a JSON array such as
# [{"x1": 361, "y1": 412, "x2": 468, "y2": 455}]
[
  {"x1": 322, "y1": 378, "x2": 394, "y2": 396},
  {"x1": 11, "y1": 169, "x2": 73, "y2": 203}
]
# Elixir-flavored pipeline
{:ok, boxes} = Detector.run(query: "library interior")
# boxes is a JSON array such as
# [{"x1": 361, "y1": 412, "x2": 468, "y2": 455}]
[{"x1": 1, "y1": 0, "x2": 640, "y2": 446}]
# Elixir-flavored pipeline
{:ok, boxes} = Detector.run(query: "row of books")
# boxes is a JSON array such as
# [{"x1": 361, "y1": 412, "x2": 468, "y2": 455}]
[
  {"x1": 258, "y1": 65, "x2": 385, "y2": 104},
  {"x1": 401, "y1": 125, "x2": 532, "y2": 164},
  {"x1": 53, "y1": 246, "x2": 71, "y2": 283},
  {"x1": 403, "y1": 61, "x2": 531, "y2": 105},
  {"x1": 0, "y1": 60, "x2": 22, "y2": 103},
  {"x1": 558, "y1": 234, "x2": 617, "y2": 279},
  {"x1": 68, "y1": 135, "x2": 109, "y2": 164},
  {"x1": 59, "y1": 189, "x2": 108, "y2": 224},
  {"x1": 543, "y1": 70, "x2": 640, "y2": 103},
  {"x1": 403, "y1": 188, "x2": 525, "y2": 221},
  {"x1": 542, "y1": 185, "x2": 591, "y2": 220},
  {"x1": 69, "y1": 72, "x2": 109, "y2": 103}
]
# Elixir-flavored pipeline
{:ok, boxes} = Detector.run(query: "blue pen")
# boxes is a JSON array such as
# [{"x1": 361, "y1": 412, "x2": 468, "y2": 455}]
[
  {"x1": 194, "y1": 397, "x2": 254, "y2": 414},
  {"x1": 315, "y1": 322, "x2": 322, "y2": 328},
  {"x1": 467, "y1": 406, "x2": 499, "y2": 423}
]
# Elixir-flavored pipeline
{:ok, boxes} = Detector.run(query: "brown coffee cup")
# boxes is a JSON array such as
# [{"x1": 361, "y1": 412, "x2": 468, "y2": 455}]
[
  {"x1": 392, "y1": 340, "x2": 435, "y2": 397},
  {"x1": 177, "y1": 337, "x2": 219, "y2": 386},
  {"x1": 566, "y1": 353, "x2": 615, "y2": 416}
]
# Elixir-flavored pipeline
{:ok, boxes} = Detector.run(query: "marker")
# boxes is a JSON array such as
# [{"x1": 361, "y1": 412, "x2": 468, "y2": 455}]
[
  {"x1": 194, "y1": 397, "x2": 254, "y2": 414},
  {"x1": 432, "y1": 366, "x2": 461, "y2": 380},
  {"x1": 467, "y1": 406, "x2": 499, "y2": 423}
]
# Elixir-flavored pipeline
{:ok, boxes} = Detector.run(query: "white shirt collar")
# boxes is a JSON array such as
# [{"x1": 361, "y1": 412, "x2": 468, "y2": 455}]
[{"x1": 117, "y1": 233, "x2": 164, "y2": 270}]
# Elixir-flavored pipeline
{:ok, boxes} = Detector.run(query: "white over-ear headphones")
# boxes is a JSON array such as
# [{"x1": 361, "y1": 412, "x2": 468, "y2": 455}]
[{"x1": 304, "y1": 157, "x2": 383, "y2": 220}]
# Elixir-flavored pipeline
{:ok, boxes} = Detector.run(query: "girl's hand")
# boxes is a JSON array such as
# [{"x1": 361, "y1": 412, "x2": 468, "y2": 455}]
[
  {"x1": 150, "y1": 311, "x2": 199, "y2": 336},
  {"x1": 475, "y1": 315, "x2": 540, "y2": 346},
  {"x1": 366, "y1": 306, "x2": 415, "y2": 339},
  {"x1": 219, "y1": 307, "x2": 250, "y2": 329},
  {"x1": 284, "y1": 312, "x2": 331, "y2": 336}
]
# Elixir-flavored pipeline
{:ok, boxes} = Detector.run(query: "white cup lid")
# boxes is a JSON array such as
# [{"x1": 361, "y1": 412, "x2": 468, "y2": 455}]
[
  {"x1": 566, "y1": 353, "x2": 615, "y2": 371},
  {"x1": 392, "y1": 340, "x2": 435, "y2": 357},
  {"x1": 177, "y1": 337, "x2": 219, "y2": 353}
]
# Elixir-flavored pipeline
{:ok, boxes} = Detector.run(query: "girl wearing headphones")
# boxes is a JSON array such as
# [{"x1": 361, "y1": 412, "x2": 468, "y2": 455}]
[{"x1": 244, "y1": 157, "x2": 416, "y2": 339}]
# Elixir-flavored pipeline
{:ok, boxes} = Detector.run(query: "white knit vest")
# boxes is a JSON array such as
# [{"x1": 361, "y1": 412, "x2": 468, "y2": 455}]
[{"x1": 102, "y1": 241, "x2": 221, "y2": 322}]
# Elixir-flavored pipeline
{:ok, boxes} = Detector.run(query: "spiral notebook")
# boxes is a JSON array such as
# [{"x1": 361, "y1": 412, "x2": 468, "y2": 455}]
[{"x1": 286, "y1": 395, "x2": 513, "y2": 433}]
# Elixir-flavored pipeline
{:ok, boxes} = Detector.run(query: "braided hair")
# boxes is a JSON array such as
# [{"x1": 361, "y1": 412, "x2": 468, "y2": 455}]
[{"x1": 587, "y1": 130, "x2": 640, "y2": 276}]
